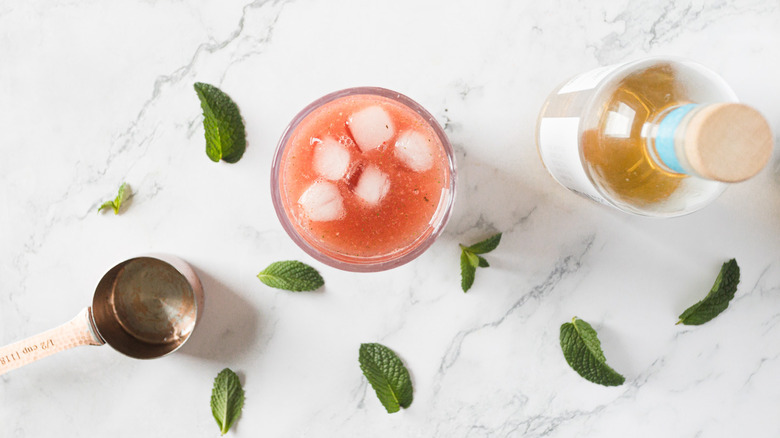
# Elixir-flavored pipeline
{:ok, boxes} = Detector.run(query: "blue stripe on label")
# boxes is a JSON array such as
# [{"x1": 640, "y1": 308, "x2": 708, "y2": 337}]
[{"x1": 655, "y1": 104, "x2": 698, "y2": 174}]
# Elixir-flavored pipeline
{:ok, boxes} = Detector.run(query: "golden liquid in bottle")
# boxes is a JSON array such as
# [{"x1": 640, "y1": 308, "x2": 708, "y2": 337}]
[{"x1": 582, "y1": 63, "x2": 692, "y2": 208}]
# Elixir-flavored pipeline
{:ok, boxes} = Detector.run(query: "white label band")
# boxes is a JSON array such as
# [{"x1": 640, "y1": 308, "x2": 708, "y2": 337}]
[{"x1": 538, "y1": 117, "x2": 609, "y2": 206}]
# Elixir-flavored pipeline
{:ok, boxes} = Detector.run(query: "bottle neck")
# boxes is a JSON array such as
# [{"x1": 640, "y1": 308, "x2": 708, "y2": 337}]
[
  {"x1": 647, "y1": 102, "x2": 772, "y2": 183},
  {"x1": 649, "y1": 103, "x2": 702, "y2": 177}
]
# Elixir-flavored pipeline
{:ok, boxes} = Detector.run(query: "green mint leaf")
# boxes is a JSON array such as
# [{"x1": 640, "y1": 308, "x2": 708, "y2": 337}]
[
  {"x1": 115, "y1": 182, "x2": 129, "y2": 207},
  {"x1": 465, "y1": 250, "x2": 480, "y2": 268},
  {"x1": 677, "y1": 259, "x2": 740, "y2": 326},
  {"x1": 359, "y1": 343, "x2": 413, "y2": 413},
  {"x1": 257, "y1": 260, "x2": 324, "y2": 291},
  {"x1": 460, "y1": 250, "x2": 477, "y2": 292},
  {"x1": 97, "y1": 200, "x2": 116, "y2": 214},
  {"x1": 458, "y1": 233, "x2": 501, "y2": 293},
  {"x1": 97, "y1": 182, "x2": 130, "y2": 215},
  {"x1": 210, "y1": 368, "x2": 245, "y2": 435},
  {"x1": 194, "y1": 82, "x2": 246, "y2": 163},
  {"x1": 465, "y1": 232, "x2": 502, "y2": 254},
  {"x1": 559, "y1": 317, "x2": 625, "y2": 386}
]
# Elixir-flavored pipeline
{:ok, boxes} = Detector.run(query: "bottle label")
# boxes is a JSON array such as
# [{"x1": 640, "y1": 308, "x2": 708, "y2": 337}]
[
  {"x1": 537, "y1": 117, "x2": 611, "y2": 206},
  {"x1": 557, "y1": 63, "x2": 623, "y2": 95}
]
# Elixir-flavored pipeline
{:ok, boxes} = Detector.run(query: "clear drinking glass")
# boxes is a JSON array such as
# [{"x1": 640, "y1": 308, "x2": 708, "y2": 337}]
[{"x1": 272, "y1": 87, "x2": 456, "y2": 272}]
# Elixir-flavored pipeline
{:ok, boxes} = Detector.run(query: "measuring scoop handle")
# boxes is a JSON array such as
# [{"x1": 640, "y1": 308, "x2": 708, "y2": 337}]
[{"x1": 0, "y1": 307, "x2": 104, "y2": 376}]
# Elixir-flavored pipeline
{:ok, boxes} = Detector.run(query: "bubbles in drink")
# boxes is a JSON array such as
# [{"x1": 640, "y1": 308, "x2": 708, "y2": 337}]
[{"x1": 338, "y1": 134, "x2": 356, "y2": 150}]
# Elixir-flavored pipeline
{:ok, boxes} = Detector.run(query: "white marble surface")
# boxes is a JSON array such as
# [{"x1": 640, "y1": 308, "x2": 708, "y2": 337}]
[{"x1": 1, "y1": 0, "x2": 779, "y2": 436}]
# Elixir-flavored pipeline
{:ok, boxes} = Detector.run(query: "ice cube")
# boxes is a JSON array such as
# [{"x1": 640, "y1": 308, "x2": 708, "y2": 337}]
[
  {"x1": 298, "y1": 180, "x2": 344, "y2": 221},
  {"x1": 353, "y1": 165, "x2": 390, "y2": 206},
  {"x1": 347, "y1": 106, "x2": 395, "y2": 152},
  {"x1": 394, "y1": 131, "x2": 434, "y2": 172},
  {"x1": 313, "y1": 137, "x2": 350, "y2": 180}
]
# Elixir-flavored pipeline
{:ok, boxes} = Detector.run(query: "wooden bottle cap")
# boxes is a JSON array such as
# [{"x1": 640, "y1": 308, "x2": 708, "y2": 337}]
[{"x1": 684, "y1": 103, "x2": 773, "y2": 182}]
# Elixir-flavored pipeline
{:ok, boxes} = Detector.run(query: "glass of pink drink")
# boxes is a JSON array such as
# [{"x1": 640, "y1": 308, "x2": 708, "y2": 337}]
[{"x1": 271, "y1": 87, "x2": 456, "y2": 272}]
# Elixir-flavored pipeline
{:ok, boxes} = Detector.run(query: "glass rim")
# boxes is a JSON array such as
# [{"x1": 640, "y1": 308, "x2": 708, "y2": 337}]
[{"x1": 270, "y1": 86, "x2": 457, "y2": 272}]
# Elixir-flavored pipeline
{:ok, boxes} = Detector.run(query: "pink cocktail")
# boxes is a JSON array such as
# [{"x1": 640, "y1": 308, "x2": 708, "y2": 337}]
[{"x1": 272, "y1": 87, "x2": 456, "y2": 272}]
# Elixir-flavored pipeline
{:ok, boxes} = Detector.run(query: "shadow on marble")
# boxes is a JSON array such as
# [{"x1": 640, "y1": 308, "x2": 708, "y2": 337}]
[
  {"x1": 593, "y1": 321, "x2": 636, "y2": 381},
  {"x1": 445, "y1": 145, "x2": 543, "y2": 238},
  {"x1": 177, "y1": 267, "x2": 260, "y2": 363},
  {"x1": 435, "y1": 145, "x2": 550, "y2": 279}
]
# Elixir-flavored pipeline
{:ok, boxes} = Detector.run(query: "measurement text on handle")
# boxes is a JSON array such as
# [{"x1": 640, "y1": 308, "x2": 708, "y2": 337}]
[{"x1": 0, "y1": 339, "x2": 55, "y2": 366}]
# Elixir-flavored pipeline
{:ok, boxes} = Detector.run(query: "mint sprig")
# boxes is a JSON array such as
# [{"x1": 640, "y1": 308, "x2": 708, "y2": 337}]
[
  {"x1": 211, "y1": 368, "x2": 245, "y2": 435},
  {"x1": 359, "y1": 343, "x2": 413, "y2": 413},
  {"x1": 97, "y1": 182, "x2": 130, "y2": 215},
  {"x1": 194, "y1": 82, "x2": 246, "y2": 163},
  {"x1": 459, "y1": 233, "x2": 502, "y2": 292},
  {"x1": 560, "y1": 317, "x2": 625, "y2": 386},
  {"x1": 677, "y1": 259, "x2": 740, "y2": 326},
  {"x1": 257, "y1": 261, "x2": 324, "y2": 291}
]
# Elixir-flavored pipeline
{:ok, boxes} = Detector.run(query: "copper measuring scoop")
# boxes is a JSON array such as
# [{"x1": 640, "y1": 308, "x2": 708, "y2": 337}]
[{"x1": 0, "y1": 255, "x2": 204, "y2": 376}]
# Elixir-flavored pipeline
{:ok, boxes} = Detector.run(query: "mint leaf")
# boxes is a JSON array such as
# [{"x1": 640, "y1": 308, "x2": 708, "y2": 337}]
[
  {"x1": 210, "y1": 368, "x2": 245, "y2": 435},
  {"x1": 98, "y1": 200, "x2": 116, "y2": 214},
  {"x1": 465, "y1": 233, "x2": 502, "y2": 254},
  {"x1": 194, "y1": 82, "x2": 246, "y2": 163},
  {"x1": 459, "y1": 233, "x2": 502, "y2": 292},
  {"x1": 560, "y1": 317, "x2": 625, "y2": 386},
  {"x1": 359, "y1": 343, "x2": 413, "y2": 413},
  {"x1": 465, "y1": 250, "x2": 479, "y2": 268},
  {"x1": 678, "y1": 259, "x2": 740, "y2": 326},
  {"x1": 258, "y1": 261, "x2": 324, "y2": 291},
  {"x1": 460, "y1": 251, "x2": 476, "y2": 292},
  {"x1": 97, "y1": 182, "x2": 130, "y2": 215}
]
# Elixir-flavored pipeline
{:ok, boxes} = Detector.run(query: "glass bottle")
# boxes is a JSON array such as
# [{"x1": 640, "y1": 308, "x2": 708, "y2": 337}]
[{"x1": 536, "y1": 57, "x2": 773, "y2": 217}]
